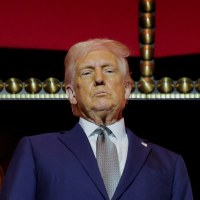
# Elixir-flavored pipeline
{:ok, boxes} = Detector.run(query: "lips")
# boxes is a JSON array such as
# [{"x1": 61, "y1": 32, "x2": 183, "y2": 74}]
[{"x1": 94, "y1": 90, "x2": 109, "y2": 97}]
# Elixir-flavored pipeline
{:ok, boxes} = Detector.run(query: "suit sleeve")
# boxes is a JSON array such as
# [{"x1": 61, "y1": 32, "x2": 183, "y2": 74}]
[
  {"x1": 0, "y1": 137, "x2": 36, "y2": 200},
  {"x1": 172, "y1": 155, "x2": 193, "y2": 200}
]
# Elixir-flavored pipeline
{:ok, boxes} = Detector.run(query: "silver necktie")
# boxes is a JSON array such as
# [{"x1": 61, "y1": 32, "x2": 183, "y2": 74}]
[{"x1": 96, "y1": 126, "x2": 120, "y2": 199}]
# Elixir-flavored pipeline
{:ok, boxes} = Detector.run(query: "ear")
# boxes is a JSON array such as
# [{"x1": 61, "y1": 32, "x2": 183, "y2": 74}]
[
  {"x1": 65, "y1": 84, "x2": 77, "y2": 105},
  {"x1": 124, "y1": 81, "x2": 132, "y2": 100}
]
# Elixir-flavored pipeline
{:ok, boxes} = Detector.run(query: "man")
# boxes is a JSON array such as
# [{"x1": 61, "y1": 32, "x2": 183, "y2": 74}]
[{"x1": 0, "y1": 39, "x2": 193, "y2": 199}]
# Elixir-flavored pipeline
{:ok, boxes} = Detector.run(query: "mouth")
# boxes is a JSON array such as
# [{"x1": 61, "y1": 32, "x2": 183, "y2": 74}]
[{"x1": 94, "y1": 91, "x2": 109, "y2": 97}]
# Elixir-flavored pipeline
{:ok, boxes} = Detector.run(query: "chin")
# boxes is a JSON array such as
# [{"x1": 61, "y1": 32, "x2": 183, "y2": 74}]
[{"x1": 93, "y1": 102, "x2": 115, "y2": 111}]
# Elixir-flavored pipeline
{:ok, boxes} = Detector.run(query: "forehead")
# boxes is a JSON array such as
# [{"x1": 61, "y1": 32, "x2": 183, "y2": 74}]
[{"x1": 76, "y1": 50, "x2": 119, "y2": 67}]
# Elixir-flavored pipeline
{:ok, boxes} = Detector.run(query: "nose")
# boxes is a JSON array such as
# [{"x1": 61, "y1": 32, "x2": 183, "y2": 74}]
[{"x1": 94, "y1": 68, "x2": 105, "y2": 86}]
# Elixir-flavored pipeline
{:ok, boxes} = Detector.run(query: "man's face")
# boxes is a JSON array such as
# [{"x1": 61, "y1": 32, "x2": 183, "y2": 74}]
[{"x1": 67, "y1": 50, "x2": 131, "y2": 118}]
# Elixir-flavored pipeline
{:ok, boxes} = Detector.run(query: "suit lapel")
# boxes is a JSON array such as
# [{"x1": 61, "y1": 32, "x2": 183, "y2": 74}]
[
  {"x1": 58, "y1": 123, "x2": 108, "y2": 199},
  {"x1": 58, "y1": 124, "x2": 151, "y2": 200},
  {"x1": 113, "y1": 128, "x2": 152, "y2": 200}
]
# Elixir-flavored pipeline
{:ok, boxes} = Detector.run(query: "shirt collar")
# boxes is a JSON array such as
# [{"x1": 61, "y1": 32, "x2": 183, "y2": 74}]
[{"x1": 79, "y1": 117, "x2": 126, "y2": 140}]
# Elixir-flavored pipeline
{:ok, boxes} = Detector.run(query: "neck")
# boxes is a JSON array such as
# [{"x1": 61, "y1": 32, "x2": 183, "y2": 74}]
[{"x1": 81, "y1": 110, "x2": 122, "y2": 126}]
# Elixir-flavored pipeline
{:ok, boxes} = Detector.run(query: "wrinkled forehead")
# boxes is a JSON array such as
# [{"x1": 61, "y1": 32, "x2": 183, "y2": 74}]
[{"x1": 75, "y1": 50, "x2": 120, "y2": 68}]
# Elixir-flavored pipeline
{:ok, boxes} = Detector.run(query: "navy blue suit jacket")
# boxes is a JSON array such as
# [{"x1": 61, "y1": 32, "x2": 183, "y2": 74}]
[{"x1": 0, "y1": 123, "x2": 193, "y2": 199}]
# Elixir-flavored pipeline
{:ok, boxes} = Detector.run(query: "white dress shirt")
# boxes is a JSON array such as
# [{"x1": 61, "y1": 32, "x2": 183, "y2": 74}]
[{"x1": 79, "y1": 117, "x2": 128, "y2": 175}]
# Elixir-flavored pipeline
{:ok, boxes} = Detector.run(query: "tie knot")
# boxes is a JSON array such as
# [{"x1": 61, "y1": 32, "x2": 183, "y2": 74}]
[
  {"x1": 99, "y1": 125, "x2": 112, "y2": 135},
  {"x1": 92, "y1": 126, "x2": 114, "y2": 139}
]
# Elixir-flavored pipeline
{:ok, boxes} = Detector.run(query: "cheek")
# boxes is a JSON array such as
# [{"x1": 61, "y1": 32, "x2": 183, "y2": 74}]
[
  {"x1": 111, "y1": 79, "x2": 126, "y2": 93},
  {"x1": 75, "y1": 83, "x2": 92, "y2": 102},
  {"x1": 76, "y1": 79, "x2": 92, "y2": 92},
  {"x1": 109, "y1": 86, "x2": 126, "y2": 104}
]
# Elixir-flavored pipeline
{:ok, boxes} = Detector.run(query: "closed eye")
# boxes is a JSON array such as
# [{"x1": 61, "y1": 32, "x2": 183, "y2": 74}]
[
  {"x1": 80, "y1": 68, "x2": 93, "y2": 77},
  {"x1": 104, "y1": 67, "x2": 115, "y2": 74},
  {"x1": 82, "y1": 71, "x2": 92, "y2": 76}
]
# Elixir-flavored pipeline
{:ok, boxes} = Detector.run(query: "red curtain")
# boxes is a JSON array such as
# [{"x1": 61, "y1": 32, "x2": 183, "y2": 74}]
[
  {"x1": 0, "y1": 0, "x2": 139, "y2": 55},
  {"x1": 1, "y1": 0, "x2": 200, "y2": 57},
  {"x1": 155, "y1": 0, "x2": 200, "y2": 57}
]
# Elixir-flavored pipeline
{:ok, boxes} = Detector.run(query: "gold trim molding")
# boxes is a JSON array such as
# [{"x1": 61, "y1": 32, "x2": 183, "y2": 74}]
[{"x1": 1, "y1": 77, "x2": 200, "y2": 100}]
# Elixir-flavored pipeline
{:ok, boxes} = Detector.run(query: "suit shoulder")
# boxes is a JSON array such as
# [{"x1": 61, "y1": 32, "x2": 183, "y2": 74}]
[
  {"x1": 126, "y1": 127, "x2": 180, "y2": 159},
  {"x1": 18, "y1": 131, "x2": 67, "y2": 146},
  {"x1": 149, "y1": 141, "x2": 179, "y2": 157}
]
